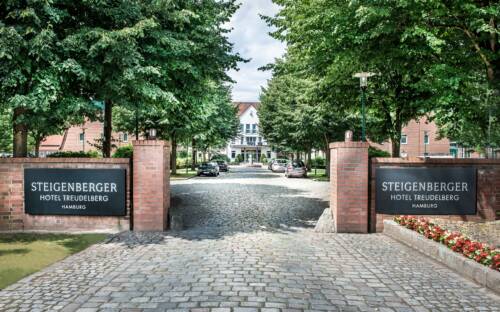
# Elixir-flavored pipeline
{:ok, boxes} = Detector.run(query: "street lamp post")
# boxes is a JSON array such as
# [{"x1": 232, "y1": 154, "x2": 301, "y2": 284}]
[
  {"x1": 81, "y1": 127, "x2": 87, "y2": 152},
  {"x1": 354, "y1": 72, "x2": 376, "y2": 142}
]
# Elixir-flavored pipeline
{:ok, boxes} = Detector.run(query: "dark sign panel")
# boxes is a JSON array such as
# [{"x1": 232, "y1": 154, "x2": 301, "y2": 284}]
[
  {"x1": 376, "y1": 167, "x2": 476, "y2": 215},
  {"x1": 25, "y1": 168, "x2": 126, "y2": 216}
]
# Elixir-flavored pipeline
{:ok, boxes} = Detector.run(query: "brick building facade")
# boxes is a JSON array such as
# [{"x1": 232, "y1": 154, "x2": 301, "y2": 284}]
[
  {"x1": 39, "y1": 112, "x2": 489, "y2": 159},
  {"x1": 371, "y1": 115, "x2": 489, "y2": 158},
  {"x1": 39, "y1": 120, "x2": 133, "y2": 156}
]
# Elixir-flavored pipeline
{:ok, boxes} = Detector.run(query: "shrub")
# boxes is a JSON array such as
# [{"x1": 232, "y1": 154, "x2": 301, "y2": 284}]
[
  {"x1": 260, "y1": 155, "x2": 267, "y2": 163},
  {"x1": 210, "y1": 154, "x2": 229, "y2": 162},
  {"x1": 310, "y1": 157, "x2": 326, "y2": 169},
  {"x1": 112, "y1": 145, "x2": 133, "y2": 158},
  {"x1": 235, "y1": 154, "x2": 244, "y2": 163},
  {"x1": 369, "y1": 146, "x2": 391, "y2": 158},
  {"x1": 176, "y1": 157, "x2": 191, "y2": 169},
  {"x1": 48, "y1": 151, "x2": 100, "y2": 158}
]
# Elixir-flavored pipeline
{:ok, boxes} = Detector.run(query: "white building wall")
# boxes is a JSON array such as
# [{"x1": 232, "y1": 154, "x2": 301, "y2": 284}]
[{"x1": 224, "y1": 105, "x2": 277, "y2": 163}]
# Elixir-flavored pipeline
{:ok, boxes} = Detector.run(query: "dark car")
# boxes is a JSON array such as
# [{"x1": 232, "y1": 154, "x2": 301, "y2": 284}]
[
  {"x1": 285, "y1": 160, "x2": 307, "y2": 178},
  {"x1": 197, "y1": 162, "x2": 220, "y2": 176},
  {"x1": 216, "y1": 160, "x2": 228, "y2": 172}
]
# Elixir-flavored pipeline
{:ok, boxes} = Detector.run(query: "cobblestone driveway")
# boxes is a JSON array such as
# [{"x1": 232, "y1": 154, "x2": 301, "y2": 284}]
[
  {"x1": 0, "y1": 167, "x2": 499, "y2": 312},
  {"x1": 171, "y1": 167, "x2": 329, "y2": 230}
]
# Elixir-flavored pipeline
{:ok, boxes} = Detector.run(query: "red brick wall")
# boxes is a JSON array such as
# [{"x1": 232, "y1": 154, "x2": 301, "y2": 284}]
[
  {"x1": 0, "y1": 158, "x2": 131, "y2": 232},
  {"x1": 330, "y1": 142, "x2": 369, "y2": 233},
  {"x1": 370, "y1": 158, "x2": 500, "y2": 232},
  {"x1": 370, "y1": 115, "x2": 452, "y2": 157},
  {"x1": 132, "y1": 140, "x2": 170, "y2": 231},
  {"x1": 40, "y1": 120, "x2": 134, "y2": 155}
]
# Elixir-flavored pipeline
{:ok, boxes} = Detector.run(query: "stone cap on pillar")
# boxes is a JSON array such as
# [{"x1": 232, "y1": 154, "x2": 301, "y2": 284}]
[
  {"x1": 132, "y1": 140, "x2": 171, "y2": 147},
  {"x1": 329, "y1": 141, "x2": 370, "y2": 149},
  {"x1": 345, "y1": 130, "x2": 353, "y2": 142}
]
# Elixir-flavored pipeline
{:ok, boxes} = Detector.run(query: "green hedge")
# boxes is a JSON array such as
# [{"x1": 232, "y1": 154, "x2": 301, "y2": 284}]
[
  {"x1": 310, "y1": 157, "x2": 326, "y2": 169},
  {"x1": 369, "y1": 146, "x2": 391, "y2": 158},
  {"x1": 48, "y1": 151, "x2": 100, "y2": 158},
  {"x1": 113, "y1": 145, "x2": 133, "y2": 158}
]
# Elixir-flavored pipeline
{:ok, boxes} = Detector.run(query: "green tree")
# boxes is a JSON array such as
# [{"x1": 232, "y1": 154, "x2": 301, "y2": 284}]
[
  {"x1": 0, "y1": 107, "x2": 12, "y2": 154},
  {"x1": 416, "y1": 1, "x2": 500, "y2": 154},
  {"x1": 264, "y1": 0, "x2": 499, "y2": 157},
  {"x1": 0, "y1": 0, "x2": 87, "y2": 157}
]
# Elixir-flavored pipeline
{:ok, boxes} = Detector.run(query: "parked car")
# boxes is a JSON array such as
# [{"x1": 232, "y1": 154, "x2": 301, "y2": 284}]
[
  {"x1": 216, "y1": 160, "x2": 228, "y2": 172},
  {"x1": 271, "y1": 159, "x2": 288, "y2": 173},
  {"x1": 197, "y1": 162, "x2": 220, "y2": 176},
  {"x1": 285, "y1": 160, "x2": 307, "y2": 178}
]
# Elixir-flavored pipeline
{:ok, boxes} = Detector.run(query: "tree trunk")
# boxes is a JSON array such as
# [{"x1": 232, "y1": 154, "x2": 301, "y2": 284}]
[
  {"x1": 135, "y1": 104, "x2": 139, "y2": 140},
  {"x1": 191, "y1": 138, "x2": 196, "y2": 170},
  {"x1": 171, "y1": 133, "x2": 177, "y2": 175},
  {"x1": 391, "y1": 106, "x2": 403, "y2": 157},
  {"x1": 13, "y1": 107, "x2": 28, "y2": 157},
  {"x1": 306, "y1": 149, "x2": 312, "y2": 171},
  {"x1": 324, "y1": 135, "x2": 330, "y2": 178},
  {"x1": 34, "y1": 135, "x2": 42, "y2": 157},
  {"x1": 391, "y1": 139, "x2": 400, "y2": 158},
  {"x1": 103, "y1": 99, "x2": 113, "y2": 157}
]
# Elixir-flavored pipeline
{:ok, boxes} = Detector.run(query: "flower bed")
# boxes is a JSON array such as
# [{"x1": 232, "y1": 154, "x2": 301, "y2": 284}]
[{"x1": 394, "y1": 216, "x2": 500, "y2": 272}]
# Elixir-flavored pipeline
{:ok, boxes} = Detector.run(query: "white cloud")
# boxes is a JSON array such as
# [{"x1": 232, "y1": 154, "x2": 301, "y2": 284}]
[{"x1": 226, "y1": 0, "x2": 286, "y2": 102}]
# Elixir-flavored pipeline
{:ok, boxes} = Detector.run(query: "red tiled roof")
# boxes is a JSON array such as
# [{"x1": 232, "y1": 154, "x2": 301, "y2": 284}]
[{"x1": 234, "y1": 102, "x2": 260, "y2": 116}]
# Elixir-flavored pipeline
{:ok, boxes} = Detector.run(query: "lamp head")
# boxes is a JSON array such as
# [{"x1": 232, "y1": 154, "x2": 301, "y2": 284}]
[{"x1": 354, "y1": 72, "x2": 377, "y2": 88}]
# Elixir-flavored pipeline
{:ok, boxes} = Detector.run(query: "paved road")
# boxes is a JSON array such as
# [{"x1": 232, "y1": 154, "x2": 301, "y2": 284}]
[
  {"x1": 171, "y1": 167, "x2": 329, "y2": 230},
  {"x1": 0, "y1": 167, "x2": 499, "y2": 312}
]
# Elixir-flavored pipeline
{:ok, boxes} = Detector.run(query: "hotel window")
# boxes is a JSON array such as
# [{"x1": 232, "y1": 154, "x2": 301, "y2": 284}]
[
  {"x1": 247, "y1": 137, "x2": 256, "y2": 145},
  {"x1": 245, "y1": 124, "x2": 251, "y2": 134},
  {"x1": 258, "y1": 136, "x2": 262, "y2": 143},
  {"x1": 123, "y1": 133, "x2": 128, "y2": 142},
  {"x1": 267, "y1": 151, "x2": 271, "y2": 158},
  {"x1": 240, "y1": 137, "x2": 244, "y2": 144},
  {"x1": 401, "y1": 134, "x2": 408, "y2": 145},
  {"x1": 79, "y1": 133, "x2": 85, "y2": 142},
  {"x1": 423, "y1": 133, "x2": 429, "y2": 145},
  {"x1": 231, "y1": 138, "x2": 236, "y2": 144},
  {"x1": 231, "y1": 150, "x2": 236, "y2": 159},
  {"x1": 252, "y1": 124, "x2": 257, "y2": 134},
  {"x1": 239, "y1": 124, "x2": 244, "y2": 133}
]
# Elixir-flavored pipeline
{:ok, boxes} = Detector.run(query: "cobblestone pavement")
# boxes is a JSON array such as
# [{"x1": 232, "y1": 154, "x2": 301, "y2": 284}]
[
  {"x1": 171, "y1": 167, "x2": 329, "y2": 230},
  {"x1": 1, "y1": 167, "x2": 499, "y2": 312}
]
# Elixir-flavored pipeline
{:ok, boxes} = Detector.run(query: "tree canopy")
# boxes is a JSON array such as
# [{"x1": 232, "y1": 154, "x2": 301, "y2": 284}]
[
  {"x1": 1, "y1": 0, "x2": 242, "y2": 158},
  {"x1": 260, "y1": 0, "x2": 499, "y2": 157}
]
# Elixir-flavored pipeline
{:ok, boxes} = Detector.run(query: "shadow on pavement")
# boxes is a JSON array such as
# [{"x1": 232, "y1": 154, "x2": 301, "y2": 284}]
[{"x1": 106, "y1": 184, "x2": 328, "y2": 247}]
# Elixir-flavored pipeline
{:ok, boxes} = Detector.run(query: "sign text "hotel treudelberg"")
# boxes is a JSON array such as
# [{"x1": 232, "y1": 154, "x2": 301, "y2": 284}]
[
  {"x1": 25, "y1": 168, "x2": 126, "y2": 216},
  {"x1": 376, "y1": 167, "x2": 476, "y2": 215}
]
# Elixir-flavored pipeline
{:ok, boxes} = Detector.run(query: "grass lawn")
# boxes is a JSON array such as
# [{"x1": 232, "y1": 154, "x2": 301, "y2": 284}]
[
  {"x1": 171, "y1": 169, "x2": 197, "y2": 180},
  {"x1": 307, "y1": 168, "x2": 329, "y2": 181},
  {"x1": 0, "y1": 233, "x2": 107, "y2": 289}
]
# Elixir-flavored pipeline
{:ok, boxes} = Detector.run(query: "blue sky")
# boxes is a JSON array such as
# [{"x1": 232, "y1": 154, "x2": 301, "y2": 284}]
[{"x1": 226, "y1": 0, "x2": 286, "y2": 102}]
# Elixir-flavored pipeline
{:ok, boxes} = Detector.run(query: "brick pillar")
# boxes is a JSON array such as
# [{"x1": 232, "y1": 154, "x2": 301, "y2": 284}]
[
  {"x1": 132, "y1": 140, "x2": 170, "y2": 231},
  {"x1": 329, "y1": 141, "x2": 369, "y2": 233}
]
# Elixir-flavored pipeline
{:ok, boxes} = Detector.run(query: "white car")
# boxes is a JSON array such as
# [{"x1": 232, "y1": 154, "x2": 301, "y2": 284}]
[{"x1": 271, "y1": 159, "x2": 287, "y2": 173}]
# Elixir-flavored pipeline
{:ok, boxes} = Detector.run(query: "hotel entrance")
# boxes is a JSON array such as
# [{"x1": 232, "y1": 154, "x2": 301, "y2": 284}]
[{"x1": 241, "y1": 148, "x2": 262, "y2": 163}]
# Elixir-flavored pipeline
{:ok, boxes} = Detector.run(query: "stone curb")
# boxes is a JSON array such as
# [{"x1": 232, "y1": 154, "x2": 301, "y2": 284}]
[{"x1": 383, "y1": 220, "x2": 500, "y2": 295}]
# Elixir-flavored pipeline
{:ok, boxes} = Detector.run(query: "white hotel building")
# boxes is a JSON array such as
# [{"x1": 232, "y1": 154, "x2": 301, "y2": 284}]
[{"x1": 224, "y1": 102, "x2": 277, "y2": 163}]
